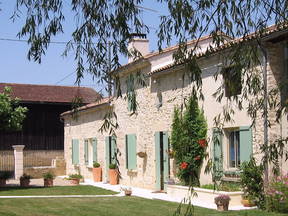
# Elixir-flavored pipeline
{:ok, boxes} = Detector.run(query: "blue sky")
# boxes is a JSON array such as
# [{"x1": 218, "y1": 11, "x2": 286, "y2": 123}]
[{"x1": 0, "y1": 1, "x2": 169, "y2": 95}]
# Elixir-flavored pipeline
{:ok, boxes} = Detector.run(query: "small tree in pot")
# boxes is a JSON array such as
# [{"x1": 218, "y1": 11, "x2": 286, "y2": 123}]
[
  {"x1": 109, "y1": 163, "x2": 118, "y2": 185},
  {"x1": 240, "y1": 157, "x2": 264, "y2": 208},
  {"x1": 43, "y1": 172, "x2": 55, "y2": 187},
  {"x1": 0, "y1": 171, "x2": 12, "y2": 187},
  {"x1": 93, "y1": 162, "x2": 102, "y2": 182},
  {"x1": 20, "y1": 174, "x2": 31, "y2": 187}
]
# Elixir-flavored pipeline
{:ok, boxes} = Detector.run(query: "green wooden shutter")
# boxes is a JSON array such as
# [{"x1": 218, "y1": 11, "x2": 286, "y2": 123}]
[
  {"x1": 125, "y1": 135, "x2": 128, "y2": 169},
  {"x1": 84, "y1": 139, "x2": 89, "y2": 165},
  {"x1": 105, "y1": 137, "x2": 110, "y2": 180},
  {"x1": 126, "y1": 134, "x2": 137, "y2": 170},
  {"x1": 163, "y1": 132, "x2": 169, "y2": 191},
  {"x1": 111, "y1": 136, "x2": 117, "y2": 164},
  {"x1": 72, "y1": 139, "x2": 79, "y2": 165},
  {"x1": 92, "y1": 138, "x2": 97, "y2": 163},
  {"x1": 212, "y1": 128, "x2": 223, "y2": 180},
  {"x1": 239, "y1": 126, "x2": 253, "y2": 163},
  {"x1": 155, "y1": 132, "x2": 161, "y2": 190}
]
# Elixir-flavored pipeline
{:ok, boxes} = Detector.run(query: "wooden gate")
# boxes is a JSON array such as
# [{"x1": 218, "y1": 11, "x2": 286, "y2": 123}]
[{"x1": 0, "y1": 150, "x2": 15, "y2": 178}]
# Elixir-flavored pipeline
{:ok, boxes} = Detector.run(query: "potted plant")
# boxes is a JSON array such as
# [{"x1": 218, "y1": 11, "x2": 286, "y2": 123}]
[
  {"x1": 43, "y1": 172, "x2": 55, "y2": 187},
  {"x1": 0, "y1": 171, "x2": 11, "y2": 187},
  {"x1": 92, "y1": 162, "x2": 102, "y2": 182},
  {"x1": 20, "y1": 174, "x2": 31, "y2": 187},
  {"x1": 121, "y1": 187, "x2": 132, "y2": 196},
  {"x1": 214, "y1": 194, "x2": 230, "y2": 211},
  {"x1": 136, "y1": 151, "x2": 147, "y2": 158},
  {"x1": 241, "y1": 195, "x2": 255, "y2": 207},
  {"x1": 68, "y1": 174, "x2": 83, "y2": 185},
  {"x1": 109, "y1": 163, "x2": 118, "y2": 185}
]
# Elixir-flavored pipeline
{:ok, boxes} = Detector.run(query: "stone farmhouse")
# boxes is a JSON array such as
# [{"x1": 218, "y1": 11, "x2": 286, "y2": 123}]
[{"x1": 61, "y1": 24, "x2": 288, "y2": 191}]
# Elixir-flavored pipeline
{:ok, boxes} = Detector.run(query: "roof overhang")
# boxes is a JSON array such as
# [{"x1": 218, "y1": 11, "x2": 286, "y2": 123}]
[
  {"x1": 148, "y1": 24, "x2": 288, "y2": 76},
  {"x1": 111, "y1": 58, "x2": 150, "y2": 77},
  {"x1": 60, "y1": 97, "x2": 112, "y2": 118}
]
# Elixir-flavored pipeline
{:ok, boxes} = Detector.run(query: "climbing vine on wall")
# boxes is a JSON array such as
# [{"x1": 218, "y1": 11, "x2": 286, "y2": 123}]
[{"x1": 171, "y1": 96, "x2": 208, "y2": 186}]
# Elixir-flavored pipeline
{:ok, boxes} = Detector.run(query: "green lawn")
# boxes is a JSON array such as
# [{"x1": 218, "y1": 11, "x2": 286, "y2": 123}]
[
  {"x1": 0, "y1": 197, "x2": 286, "y2": 216},
  {"x1": 0, "y1": 186, "x2": 117, "y2": 196}
]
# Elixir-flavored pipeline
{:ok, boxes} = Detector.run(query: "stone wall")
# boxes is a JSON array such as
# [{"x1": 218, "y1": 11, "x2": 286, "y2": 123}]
[
  {"x1": 24, "y1": 158, "x2": 66, "y2": 178},
  {"x1": 64, "y1": 107, "x2": 110, "y2": 180},
  {"x1": 23, "y1": 150, "x2": 64, "y2": 167}
]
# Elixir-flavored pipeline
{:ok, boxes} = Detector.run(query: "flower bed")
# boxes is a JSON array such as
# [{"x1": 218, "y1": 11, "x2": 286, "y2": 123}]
[{"x1": 166, "y1": 184, "x2": 244, "y2": 207}]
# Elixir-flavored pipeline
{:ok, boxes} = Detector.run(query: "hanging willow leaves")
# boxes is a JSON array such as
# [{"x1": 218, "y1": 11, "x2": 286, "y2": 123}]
[{"x1": 9, "y1": 1, "x2": 288, "y2": 214}]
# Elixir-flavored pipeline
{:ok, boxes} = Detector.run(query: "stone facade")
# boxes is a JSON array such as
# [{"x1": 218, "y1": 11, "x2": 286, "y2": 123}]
[
  {"x1": 62, "y1": 34, "x2": 288, "y2": 190},
  {"x1": 64, "y1": 106, "x2": 111, "y2": 181}
]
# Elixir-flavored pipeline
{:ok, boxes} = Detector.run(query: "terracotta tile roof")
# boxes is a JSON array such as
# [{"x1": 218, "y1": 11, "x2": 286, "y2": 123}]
[
  {"x1": 148, "y1": 23, "x2": 288, "y2": 75},
  {"x1": 0, "y1": 83, "x2": 100, "y2": 104},
  {"x1": 112, "y1": 34, "x2": 220, "y2": 75},
  {"x1": 60, "y1": 97, "x2": 112, "y2": 116}
]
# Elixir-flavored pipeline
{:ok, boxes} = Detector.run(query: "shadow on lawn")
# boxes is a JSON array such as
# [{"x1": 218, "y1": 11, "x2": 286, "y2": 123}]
[{"x1": 0, "y1": 185, "x2": 45, "y2": 192}]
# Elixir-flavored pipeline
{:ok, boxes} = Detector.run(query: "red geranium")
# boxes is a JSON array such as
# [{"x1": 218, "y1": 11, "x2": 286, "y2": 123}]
[
  {"x1": 180, "y1": 162, "x2": 188, "y2": 169},
  {"x1": 194, "y1": 155, "x2": 201, "y2": 161},
  {"x1": 198, "y1": 139, "x2": 207, "y2": 148}
]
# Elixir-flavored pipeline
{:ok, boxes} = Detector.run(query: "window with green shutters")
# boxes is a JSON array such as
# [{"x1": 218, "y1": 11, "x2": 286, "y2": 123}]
[
  {"x1": 125, "y1": 134, "x2": 137, "y2": 170},
  {"x1": 72, "y1": 139, "x2": 79, "y2": 165},
  {"x1": 228, "y1": 126, "x2": 253, "y2": 168},
  {"x1": 83, "y1": 138, "x2": 97, "y2": 166}
]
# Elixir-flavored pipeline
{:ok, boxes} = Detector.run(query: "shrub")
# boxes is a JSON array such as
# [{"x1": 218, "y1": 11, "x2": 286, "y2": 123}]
[
  {"x1": 171, "y1": 96, "x2": 208, "y2": 186},
  {"x1": 240, "y1": 157, "x2": 264, "y2": 208},
  {"x1": 266, "y1": 174, "x2": 288, "y2": 213},
  {"x1": 68, "y1": 174, "x2": 83, "y2": 179},
  {"x1": 214, "y1": 194, "x2": 230, "y2": 205},
  {"x1": 43, "y1": 172, "x2": 55, "y2": 180},
  {"x1": 20, "y1": 174, "x2": 31, "y2": 180},
  {"x1": 93, "y1": 162, "x2": 100, "y2": 168},
  {"x1": 109, "y1": 163, "x2": 117, "y2": 169},
  {"x1": 201, "y1": 182, "x2": 241, "y2": 192},
  {"x1": 0, "y1": 171, "x2": 12, "y2": 180}
]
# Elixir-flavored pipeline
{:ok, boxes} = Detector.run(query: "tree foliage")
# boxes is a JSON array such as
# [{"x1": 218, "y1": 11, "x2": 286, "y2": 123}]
[
  {"x1": 171, "y1": 96, "x2": 207, "y2": 186},
  {"x1": 0, "y1": 87, "x2": 28, "y2": 131}
]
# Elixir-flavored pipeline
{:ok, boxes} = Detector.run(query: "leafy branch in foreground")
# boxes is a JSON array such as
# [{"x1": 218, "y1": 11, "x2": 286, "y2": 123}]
[
  {"x1": 0, "y1": 87, "x2": 28, "y2": 131},
  {"x1": 9, "y1": 1, "x2": 288, "y2": 215}
]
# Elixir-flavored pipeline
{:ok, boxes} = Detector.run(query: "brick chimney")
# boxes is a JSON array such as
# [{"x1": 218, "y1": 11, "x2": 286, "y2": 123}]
[{"x1": 128, "y1": 33, "x2": 149, "y2": 63}]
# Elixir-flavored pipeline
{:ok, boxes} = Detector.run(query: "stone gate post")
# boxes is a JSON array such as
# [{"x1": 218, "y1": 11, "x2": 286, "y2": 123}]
[{"x1": 12, "y1": 145, "x2": 25, "y2": 180}]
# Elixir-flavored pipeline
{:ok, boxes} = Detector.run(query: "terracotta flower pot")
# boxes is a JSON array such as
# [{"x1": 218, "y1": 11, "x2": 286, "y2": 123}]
[
  {"x1": 109, "y1": 169, "x2": 118, "y2": 185},
  {"x1": 70, "y1": 178, "x2": 80, "y2": 185},
  {"x1": 44, "y1": 179, "x2": 54, "y2": 187},
  {"x1": 20, "y1": 179, "x2": 30, "y2": 187},
  {"x1": 0, "y1": 179, "x2": 6, "y2": 187},
  {"x1": 241, "y1": 199, "x2": 255, "y2": 207},
  {"x1": 125, "y1": 190, "x2": 132, "y2": 196},
  {"x1": 93, "y1": 167, "x2": 102, "y2": 182},
  {"x1": 216, "y1": 203, "x2": 229, "y2": 211}
]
